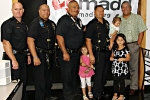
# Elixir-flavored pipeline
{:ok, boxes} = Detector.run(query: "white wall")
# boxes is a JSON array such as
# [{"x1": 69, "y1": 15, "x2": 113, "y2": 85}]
[
  {"x1": 146, "y1": 0, "x2": 150, "y2": 49},
  {"x1": 144, "y1": 0, "x2": 150, "y2": 85},
  {"x1": 0, "y1": 0, "x2": 12, "y2": 58}
]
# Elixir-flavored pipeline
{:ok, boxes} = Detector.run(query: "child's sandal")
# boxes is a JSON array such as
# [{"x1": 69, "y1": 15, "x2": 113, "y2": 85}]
[
  {"x1": 83, "y1": 95, "x2": 89, "y2": 100},
  {"x1": 88, "y1": 92, "x2": 93, "y2": 98},
  {"x1": 112, "y1": 96, "x2": 117, "y2": 100},
  {"x1": 118, "y1": 96, "x2": 125, "y2": 100}
]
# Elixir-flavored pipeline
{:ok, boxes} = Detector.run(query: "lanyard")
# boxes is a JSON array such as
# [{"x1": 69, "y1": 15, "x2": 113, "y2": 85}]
[{"x1": 66, "y1": 13, "x2": 82, "y2": 30}]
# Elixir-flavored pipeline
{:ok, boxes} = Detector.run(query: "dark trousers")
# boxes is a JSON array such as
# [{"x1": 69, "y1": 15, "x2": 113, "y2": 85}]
[
  {"x1": 58, "y1": 52, "x2": 80, "y2": 100},
  {"x1": 3, "y1": 53, "x2": 27, "y2": 100},
  {"x1": 32, "y1": 53, "x2": 53, "y2": 100},
  {"x1": 113, "y1": 75, "x2": 126, "y2": 95},
  {"x1": 93, "y1": 51, "x2": 110, "y2": 98}
]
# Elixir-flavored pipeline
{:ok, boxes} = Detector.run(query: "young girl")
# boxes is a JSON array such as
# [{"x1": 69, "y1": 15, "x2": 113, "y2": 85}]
[
  {"x1": 78, "y1": 46, "x2": 95, "y2": 100},
  {"x1": 109, "y1": 14, "x2": 121, "y2": 50},
  {"x1": 110, "y1": 34, "x2": 130, "y2": 100}
]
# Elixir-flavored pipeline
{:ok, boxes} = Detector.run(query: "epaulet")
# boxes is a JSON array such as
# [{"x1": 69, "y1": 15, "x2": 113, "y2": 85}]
[
  {"x1": 3, "y1": 17, "x2": 14, "y2": 24},
  {"x1": 6, "y1": 17, "x2": 14, "y2": 27},
  {"x1": 8, "y1": 17, "x2": 13, "y2": 20},
  {"x1": 88, "y1": 18, "x2": 96, "y2": 24}
]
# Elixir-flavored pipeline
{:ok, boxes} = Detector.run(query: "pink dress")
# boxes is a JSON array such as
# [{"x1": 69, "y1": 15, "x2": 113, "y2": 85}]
[{"x1": 78, "y1": 55, "x2": 95, "y2": 78}]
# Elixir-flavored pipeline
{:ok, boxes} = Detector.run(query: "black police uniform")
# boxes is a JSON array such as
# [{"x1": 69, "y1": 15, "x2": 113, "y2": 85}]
[
  {"x1": 86, "y1": 18, "x2": 110, "y2": 99},
  {"x1": 27, "y1": 17, "x2": 56, "y2": 100},
  {"x1": 56, "y1": 14, "x2": 84, "y2": 100},
  {"x1": 1, "y1": 17, "x2": 28, "y2": 100}
]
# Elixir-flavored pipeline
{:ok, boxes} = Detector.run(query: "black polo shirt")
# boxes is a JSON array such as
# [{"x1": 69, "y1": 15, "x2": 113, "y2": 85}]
[
  {"x1": 86, "y1": 18, "x2": 109, "y2": 47},
  {"x1": 1, "y1": 17, "x2": 28, "y2": 50},
  {"x1": 56, "y1": 14, "x2": 84, "y2": 50},
  {"x1": 27, "y1": 17, "x2": 56, "y2": 50}
]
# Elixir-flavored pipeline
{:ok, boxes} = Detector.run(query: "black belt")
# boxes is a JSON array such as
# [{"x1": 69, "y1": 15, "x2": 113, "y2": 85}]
[
  {"x1": 93, "y1": 45, "x2": 109, "y2": 61},
  {"x1": 67, "y1": 48, "x2": 80, "y2": 54},
  {"x1": 127, "y1": 41, "x2": 137, "y2": 44},
  {"x1": 12, "y1": 49, "x2": 28, "y2": 54},
  {"x1": 36, "y1": 47, "x2": 54, "y2": 54},
  {"x1": 93, "y1": 46, "x2": 109, "y2": 51},
  {"x1": 36, "y1": 47, "x2": 54, "y2": 69}
]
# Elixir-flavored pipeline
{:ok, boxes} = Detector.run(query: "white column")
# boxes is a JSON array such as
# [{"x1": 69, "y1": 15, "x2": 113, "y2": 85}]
[{"x1": 0, "y1": 0, "x2": 12, "y2": 58}]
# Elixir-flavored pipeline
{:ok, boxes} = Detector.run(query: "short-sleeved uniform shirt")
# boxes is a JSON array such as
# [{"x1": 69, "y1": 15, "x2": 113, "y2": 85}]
[
  {"x1": 112, "y1": 47, "x2": 130, "y2": 77},
  {"x1": 119, "y1": 13, "x2": 148, "y2": 42},
  {"x1": 86, "y1": 18, "x2": 109, "y2": 47},
  {"x1": 1, "y1": 17, "x2": 28, "y2": 50},
  {"x1": 27, "y1": 17, "x2": 56, "y2": 50},
  {"x1": 56, "y1": 14, "x2": 84, "y2": 50}
]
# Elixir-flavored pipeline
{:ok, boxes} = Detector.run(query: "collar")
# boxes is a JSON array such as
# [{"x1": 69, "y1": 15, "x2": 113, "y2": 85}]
[
  {"x1": 94, "y1": 17, "x2": 109, "y2": 29},
  {"x1": 39, "y1": 17, "x2": 49, "y2": 22},
  {"x1": 121, "y1": 13, "x2": 132, "y2": 19},
  {"x1": 12, "y1": 16, "x2": 23, "y2": 24},
  {"x1": 94, "y1": 17, "x2": 105, "y2": 23},
  {"x1": 66, "y1": 13, "x2": 82, "y2": 30},
  {"x1": 67, "y1": 13, "x2": 78, "y2": 20}
]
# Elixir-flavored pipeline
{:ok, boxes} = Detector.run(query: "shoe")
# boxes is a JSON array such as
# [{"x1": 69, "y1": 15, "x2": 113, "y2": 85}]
[
  {"x1": 45, "y1": 96, "x2": 58, "y2": 100},
  {"x1": 117, "y1": 97, "x2": 125, "y2": 100},
  {"x1": 129, "y1": 89, "x2": 135, "y2": 95},
  {"x1": 112, "y1": 98, "x2": 117, "y2": 100},
  {"x1": 50, "y1": 96, "x2": 58, "y2": 100},
  {"x1": 88, "y1": 92, "x2": 93, "y2": 98},
  {"x1": 94, "y1": 95, "x2": 102, "y2": 100},
  {"x1": 112, "y1": 96, "x2": 118, "y2": 100},
  {"x1": 101, "y1": 92, "x2": 110, "y2": 98},
  {"x1": 83, "y1": 95, "x2": 89, "y2": 100}
]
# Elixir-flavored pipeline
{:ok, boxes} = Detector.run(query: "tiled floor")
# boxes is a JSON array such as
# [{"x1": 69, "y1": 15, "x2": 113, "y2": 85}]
[{"x1": 27, "y1": 85, "x2": 150, "y2": 100}]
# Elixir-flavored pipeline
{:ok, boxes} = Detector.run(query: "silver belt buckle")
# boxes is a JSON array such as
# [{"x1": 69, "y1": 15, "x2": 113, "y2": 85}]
[{"x1": 13, "y1": 50, "x2": 17, "y2": 54}]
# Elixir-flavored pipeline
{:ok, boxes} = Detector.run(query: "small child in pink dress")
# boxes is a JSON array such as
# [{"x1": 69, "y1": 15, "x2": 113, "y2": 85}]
[{"x1": 78, "y1": 46, "x2": 95, "y2": 100}]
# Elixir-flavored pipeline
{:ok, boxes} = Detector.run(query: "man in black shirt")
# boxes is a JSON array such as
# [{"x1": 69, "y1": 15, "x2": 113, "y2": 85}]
[
  {"x1": 86, "y1": 5, "x2": 110, "y2": 100},
  {"x1": 27, "y1": 4, "x2": 56, "y2": 100},
  {"x1": 1, "y1": 2, "x2": 31, "y2": 100},
  {"x1": 56, "y1": 1, "x2": 84, "y2": 100}
]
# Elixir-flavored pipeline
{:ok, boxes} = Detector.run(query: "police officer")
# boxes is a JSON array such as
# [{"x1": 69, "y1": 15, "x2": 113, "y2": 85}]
[
  {"x1": 1, "y1": 2, "x2": 31, "y2": 100},
  {"x1": 27, "y1": 4, "x2": 56, "y2": 100},
  {"x1": 56, "y1": 1, "x2": 84, "y2": 100},
  {"x1": 86, "y1": 5, "x2": 110, "y2": 100}
]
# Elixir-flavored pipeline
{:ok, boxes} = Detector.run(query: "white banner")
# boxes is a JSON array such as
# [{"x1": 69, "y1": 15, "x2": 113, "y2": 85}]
[{"x1": 48, "y1": 0, "x2": 139, "y2": 25}]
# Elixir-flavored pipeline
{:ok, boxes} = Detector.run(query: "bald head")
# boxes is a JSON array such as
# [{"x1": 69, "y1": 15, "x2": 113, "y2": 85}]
[
  {"x1": 12, "y1": 2, "x2": 23, "y2": 9},
  {"x1": 68, "y1": 0, "x2": 78, "y2": 7},
  {"x1": 12, "y1": 2, "x2": 24, "y2": 21},
  {"x1": 38, "y1": 4, "x2": 50, "y2": 20},
  {"x1": 39, "y1": 4, "x2": 48, "y2": 10}
]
